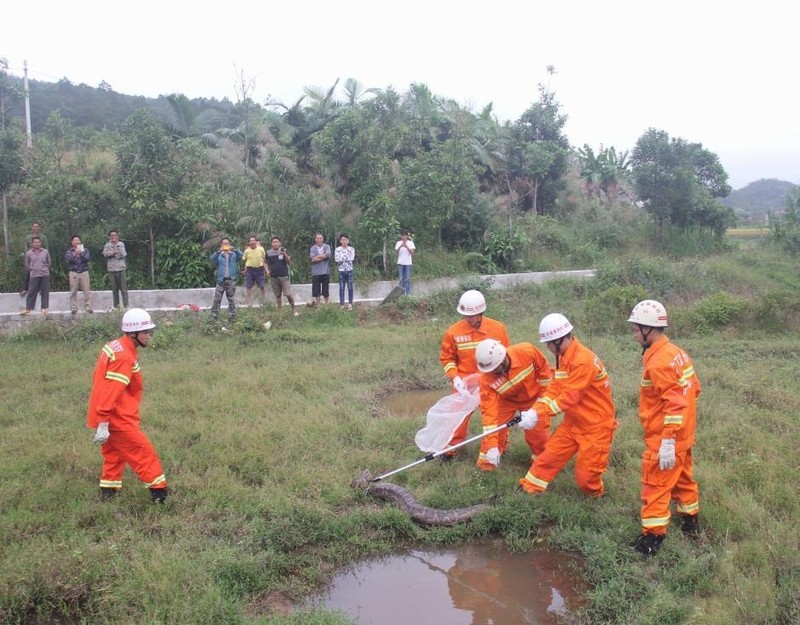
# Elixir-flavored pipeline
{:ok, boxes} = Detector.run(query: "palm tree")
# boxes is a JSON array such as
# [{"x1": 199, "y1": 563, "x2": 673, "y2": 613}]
[{"x1": 163, "y1": 94, "x2": 222, "y2": 145}]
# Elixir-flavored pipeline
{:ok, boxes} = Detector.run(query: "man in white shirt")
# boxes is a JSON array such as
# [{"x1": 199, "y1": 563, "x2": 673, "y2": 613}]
[{"x1": 395, "y1": 229, "x2": 416, "y2": 295}]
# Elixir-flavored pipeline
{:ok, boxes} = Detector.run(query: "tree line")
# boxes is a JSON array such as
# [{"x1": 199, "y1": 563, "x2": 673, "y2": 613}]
[{"x1": 0, "y1": 61, "x2": 737, "y2": 291}]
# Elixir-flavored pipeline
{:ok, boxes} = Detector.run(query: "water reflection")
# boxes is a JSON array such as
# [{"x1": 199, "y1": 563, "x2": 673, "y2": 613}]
[{"x1": 308, "y1": 539, "x2": 583, "y2": 624}]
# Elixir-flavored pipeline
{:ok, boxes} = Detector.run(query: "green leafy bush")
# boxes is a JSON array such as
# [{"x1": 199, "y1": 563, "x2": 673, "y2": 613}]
[
  {"x1": 687, "y1": 292, "x2": 743, "y2": 331},
  {"x1": 584, "y1": 284, "x2": 649, "y2": 334}
]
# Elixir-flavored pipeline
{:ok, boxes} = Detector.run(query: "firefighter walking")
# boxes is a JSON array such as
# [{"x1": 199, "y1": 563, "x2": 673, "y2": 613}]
[
  {"x1": 86, "y1": 308, "x2": 168, "y2": 503},
  {"x1": 629, "y1": 300, "x2": 701, "y2": 557}
]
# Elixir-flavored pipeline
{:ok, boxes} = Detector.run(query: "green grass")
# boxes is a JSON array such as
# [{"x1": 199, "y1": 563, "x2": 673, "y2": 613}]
[{"x1": 1, "y1": 246, "x2": 799, "y2": 624}]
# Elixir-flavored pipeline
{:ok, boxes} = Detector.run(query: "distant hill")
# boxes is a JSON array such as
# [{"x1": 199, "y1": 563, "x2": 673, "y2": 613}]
[
  {"x1": 3, "y1": 76, "x2": 244, "y2": 134},
  {"x1": 722, "y1": 179, "x2": 798, "y2": 225}
]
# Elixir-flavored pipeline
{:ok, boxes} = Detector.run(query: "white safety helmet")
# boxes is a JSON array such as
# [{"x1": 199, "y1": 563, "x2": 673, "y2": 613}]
[
  {"x1": 476, "y1": 339, "x2": 507, "y2": 373},
  {"x1": 628, "y1": 300, "x2": 668, "y2": 327},
  {"x1": 457, "y1": 289, "x2": 487, "y2": 315},
  {"x1": 538, "y1": 313, "x2": 574, "y2": 343},
  {"x1": 121, "y1": 308, "x2": 156, "y2": 333}
]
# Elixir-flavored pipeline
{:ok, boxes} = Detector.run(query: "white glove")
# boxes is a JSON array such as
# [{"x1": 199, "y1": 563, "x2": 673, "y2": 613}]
[
  {"x1": 93, "y1": 422, "x2": 110, "y2": 444},
  {"x1": 518, "y1": 409, "x2": 539, "y2": 430},
  {"x1": 485, "y1": 447, "x2": 500, "y2": 467},
  {"x1": 453, "y1": 376, "x2": 468, "y2": 396},
  {"x1": 658, "y1": 438, "x2": 676, "y2": 470}
]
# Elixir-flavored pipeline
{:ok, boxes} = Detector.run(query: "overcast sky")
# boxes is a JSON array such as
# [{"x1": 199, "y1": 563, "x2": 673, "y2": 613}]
[{"x1": 3, "y1": 1, "x2": 797, "y2": 189}]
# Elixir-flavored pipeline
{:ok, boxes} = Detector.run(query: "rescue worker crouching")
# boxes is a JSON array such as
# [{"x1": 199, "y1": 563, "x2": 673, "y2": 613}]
[
  {"x1": 86, "y1": 308, "x2": 169, "y2": 504},
  {"x1": 518, "y1": 313, "x2": 617, "y2": 498},
  {"x1": 629, "y1": 299, "x2": 702, "y2": 557},
  {"x1": 474, "y1": 339, "x2": 552, "y2": 471}
]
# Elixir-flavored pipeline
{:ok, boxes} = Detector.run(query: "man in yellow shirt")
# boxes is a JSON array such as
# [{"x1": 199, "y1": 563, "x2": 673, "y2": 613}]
[{"x1": 242, "y1": 236, "x2": 267, "y2": 306}]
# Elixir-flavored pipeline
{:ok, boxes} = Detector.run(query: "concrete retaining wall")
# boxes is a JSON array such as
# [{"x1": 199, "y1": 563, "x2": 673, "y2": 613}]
[{"x1": 0, "y1": 270, "x2": 594, "y2": 334}]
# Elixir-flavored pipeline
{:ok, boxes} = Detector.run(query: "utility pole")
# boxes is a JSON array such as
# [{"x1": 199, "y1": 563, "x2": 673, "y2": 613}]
[{"x1": 24, "y1": 60, "x2": 32, "y2": 148}]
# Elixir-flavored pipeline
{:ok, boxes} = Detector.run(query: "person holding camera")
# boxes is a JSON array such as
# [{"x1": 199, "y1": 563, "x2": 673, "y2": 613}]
[
  {"x1": 102, "y1": 230, "x2": 129, "y2": 310},
  {"x1": 65, "y1": 234, "x2": 93, "y2": 315},
  {"x1": 334, "y1": 233, "x2": 356, "y2": 311},
  {"x1": 210, "y1": 237, "x2": 243, "y2": 322},
  {"x1": 242, "y1": 235, "x2": 268, "y2": 307},
  {"x1": 266, "y1": 236, "x2": 298, "y2": 316}
]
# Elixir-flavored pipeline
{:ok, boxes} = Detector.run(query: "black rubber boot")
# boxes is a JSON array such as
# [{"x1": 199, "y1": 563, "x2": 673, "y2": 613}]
[
  {"x1": 633, "y1": 533, "x2": 664, "y2": 557},
  {"x1": 100, "y1": 487, "x2": 119, "y2": 502},
  {"x1": 681, "y1": 514, "x2": 699, "y2": 536},
  {"x1": 149, "y1": 487, "x2": 169, "y2": 504}
]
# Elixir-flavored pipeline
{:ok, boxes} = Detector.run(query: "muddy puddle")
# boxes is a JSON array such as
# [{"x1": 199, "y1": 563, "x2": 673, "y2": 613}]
[
  {"x1": 306, "y1": 538, "x2": 584, "y2": 624},
  {"x1": 381, "y1": 389, "x2": 450, "y2": 418}
]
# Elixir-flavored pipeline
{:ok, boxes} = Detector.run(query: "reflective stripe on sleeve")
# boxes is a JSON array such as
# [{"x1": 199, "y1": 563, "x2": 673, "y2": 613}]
[
  {"x1": 105, "y1": 371, "x2": 130, "y2": 385},
  {"x1": 496, "y1": 365, "x2": 533, "y2": 394},
  {"x1": 539, "y1": 396, "x2": 562, "y2": 418}
]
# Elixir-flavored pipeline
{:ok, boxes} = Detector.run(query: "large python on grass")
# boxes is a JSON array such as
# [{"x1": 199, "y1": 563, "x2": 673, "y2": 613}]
[{"x1": 350, "y1": 469, "x2": 490, "y2": 527}]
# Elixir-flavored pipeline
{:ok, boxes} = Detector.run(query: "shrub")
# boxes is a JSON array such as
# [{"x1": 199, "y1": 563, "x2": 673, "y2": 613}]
[
  {"x1": 686, "y1": 292, "x2": 743, "y2": 332},
  {"x1": 584, "y1": 284, "x2": 649, "y2": 334}
]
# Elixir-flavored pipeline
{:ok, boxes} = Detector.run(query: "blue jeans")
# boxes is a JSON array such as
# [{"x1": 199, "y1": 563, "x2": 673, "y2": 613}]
[
  {"x1": 398, "y1": 264, "x2": 412, "y2": 295},
  {"x1": 338, "y1": 270, "x2": 353, "y2": 305}
]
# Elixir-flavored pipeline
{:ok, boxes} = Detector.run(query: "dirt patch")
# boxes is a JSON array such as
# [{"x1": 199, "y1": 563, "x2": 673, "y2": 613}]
[{"x1": 246, "y1": 590, "x2": 294, "y2": 618}]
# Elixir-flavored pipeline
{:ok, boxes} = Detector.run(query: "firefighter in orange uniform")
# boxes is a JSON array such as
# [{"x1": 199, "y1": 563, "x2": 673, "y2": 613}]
[
  {"x1": 518, "y1": 313, "x2": 617, "y2": 497},
  {"x1": 439, "y1": 290, "x2": 510, "y2": 458},
  {"x1": 87, "y1": 308, "x2": 168, "y2": 503},
  {"x1": 629, "y1": 300, "x2": 701, "y2": 557},
  {"x1": 474, "y1": 340, "x2": 552, "y2": 471}
]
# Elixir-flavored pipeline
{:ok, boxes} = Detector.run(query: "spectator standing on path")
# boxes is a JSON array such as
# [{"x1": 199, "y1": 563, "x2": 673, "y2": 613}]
[
  {"x1": 628, "y1": 300, "x2": 702, "y2": 558},
  {"x1": 21, "y1": 220, "x2": 49, "y2": 296},
  {"x1": 395, "y1": 228, "x2": 416, "y2": 295},
  {"x1": 65, "y1": 234, "x2": 94, "y2": 315},
  {"x1": 309, "y1": 232, "x2": 332, "y2": 306},
  {"x1": 334, "y1": 233, "x2": 355, "y2": 311},
  {"x1": 242, "y1": 235, "x2": 268, "y2": 307},
  {"x1": 22, "y1": 236, "x2": 51, "y2": 316},
  {"x1": 210, "y1": 237, "x2": 243, "y2": 322},
  {"x1": 103, "y1": 230, "x2": 129, "y2": 310},
  {"x1": 87, "y1": 308, "x2": 168, "y2": 504},
  {"x1": 266, "y1": 236, "x2": 298, "y2": 316}
]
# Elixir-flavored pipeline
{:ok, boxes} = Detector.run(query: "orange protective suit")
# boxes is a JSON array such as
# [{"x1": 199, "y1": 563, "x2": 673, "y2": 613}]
[
  {"x1": 519, "y1": 337, "x2": 616, "y2": 496},
  {"x1": 440, "y1": 316, "x2": 510, "y2": 448},
  {"x1": 87, "y1": 335, "x2": 167, "y2": 492},
  {"x1": 638, "y1": 334, "x2": 701, "y2": 536},
  {"x1": 477, "y1": 343, "x2": 552, "y2": 470}
]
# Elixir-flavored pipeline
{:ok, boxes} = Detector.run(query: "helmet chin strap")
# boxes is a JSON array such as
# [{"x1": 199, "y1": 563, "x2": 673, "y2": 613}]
[
  {"x1": 638, "y1": 325, "x2": 654, "y2": 354},
  {"x1": 551, "y1": 337, "x2": 567, "y2": 368},
  {"x1": 129, "y1": 331, "x2": 148, "y2": 348}
]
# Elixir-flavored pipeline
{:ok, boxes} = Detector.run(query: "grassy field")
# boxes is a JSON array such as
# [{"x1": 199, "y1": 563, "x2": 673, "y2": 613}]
[{"x1": 1, "y1": 247, "x2": 798, "y2": 624}]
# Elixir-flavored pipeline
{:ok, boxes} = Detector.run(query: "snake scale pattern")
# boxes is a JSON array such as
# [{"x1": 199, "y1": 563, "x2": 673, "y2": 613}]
[{"x1": 350, "y1": 470, "x2": 490, "y2": 527}]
